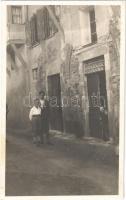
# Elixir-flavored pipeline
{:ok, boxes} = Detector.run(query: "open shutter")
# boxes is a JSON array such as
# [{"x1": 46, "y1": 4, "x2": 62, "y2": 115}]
[
  {"x1": 36, "y1": 7, "x2": 58, "y2": 41},
  {"x1": 50, "y1": 6, "x2": 58, "y2": 34},
  {"x1": 30, "y1": 17, "x2": 33, "y2": 45},
  {"x1": 36, "y1": 9, "x2": 40, "y2": 41},
  {"x1": 43, "y1": 8, "x2": 49, "y2": 38},
  {"x1": 36, "y1": 8, "x2": 46, "y2": 41},
  {"x1": 33, "y1": 14, "x2": 38, "y2": 43},
  {"x1": 25, "y1": 21, "x2": 32, "y2": 46}
]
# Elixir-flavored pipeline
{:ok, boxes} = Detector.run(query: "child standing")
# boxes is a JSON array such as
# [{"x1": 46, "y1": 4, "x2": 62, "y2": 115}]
[{"x1": 29, "y1": 98, "x2": 41, "y2": 145}]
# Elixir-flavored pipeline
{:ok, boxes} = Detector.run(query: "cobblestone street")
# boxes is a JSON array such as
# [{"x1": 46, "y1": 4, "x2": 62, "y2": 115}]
[{"x1": 6, "y1": 131, "x2": 118, "y2": 196}]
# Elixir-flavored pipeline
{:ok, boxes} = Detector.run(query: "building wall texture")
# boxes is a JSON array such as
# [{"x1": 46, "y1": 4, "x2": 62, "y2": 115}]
[{"x1": 6, "y1": 5, "x2": 120, "y2": 143}]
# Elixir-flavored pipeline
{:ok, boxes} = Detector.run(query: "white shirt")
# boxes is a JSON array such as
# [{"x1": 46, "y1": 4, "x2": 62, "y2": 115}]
[
  {"x1": 29, "y1": 106, "x2": 41, "y2": 121},
  {"x1": 40, "y1": 99, "x2": 45, "y2": 108}
]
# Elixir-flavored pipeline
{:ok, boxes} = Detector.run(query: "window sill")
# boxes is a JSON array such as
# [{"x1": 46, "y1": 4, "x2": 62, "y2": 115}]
[
  {"x1": 73, "y1": 42, "x2": 97, "y2": 52},
  {"x1": 26, "y1": 32, "x2": 58, "y2": 48},
  {"x1": 45, "y1": 31, "x2": 58, "y2": 40},
  {"x1": 30, "y1": 42, "x2": 40, "y2": 48},
  {"x1": 82, "y1": 42, "x2": 97, "y2": 48}
]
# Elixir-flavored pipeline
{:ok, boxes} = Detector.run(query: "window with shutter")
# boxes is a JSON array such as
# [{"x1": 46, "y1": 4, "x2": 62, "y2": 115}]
[
  {"x1": 36, "y1": 6, "x2": 58, "y2": 41},
  {"x1": 48, "y1": 6, "x2": 58, "y2": 38},
  {"x1": 26, "y1": 6, "x2": 59, "y2": 47},
  {"x1": 36, "y1": 8, "x2": 46, "y2": 41}
]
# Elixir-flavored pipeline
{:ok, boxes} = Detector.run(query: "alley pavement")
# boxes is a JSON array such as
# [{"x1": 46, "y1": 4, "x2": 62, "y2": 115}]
[{"x1": 6, "y1": 130, "x2": 118, "y2": 196}]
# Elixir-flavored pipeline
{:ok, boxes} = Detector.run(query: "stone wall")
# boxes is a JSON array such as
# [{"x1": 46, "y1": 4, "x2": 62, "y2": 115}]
[
  {"x1": 28, "y1": 31, "x2": 61, "y2": 98},
  {"x1": 6, "y1": 5, "x2": 120, "y2": 143},
  {"x1": 60, "y1": 44, "x2": 84, "y2": 137},
  {"x1": 108, "y1": 10, "x2": 120, "y2": 144},
  {"x1": 109, "y1": 42, "x2": 120, "y2": 144}
]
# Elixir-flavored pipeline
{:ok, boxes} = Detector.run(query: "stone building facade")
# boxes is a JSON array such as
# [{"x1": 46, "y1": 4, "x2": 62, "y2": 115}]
[{"x1": 7, "y1": 5, "x2": 120, "y2": 143}]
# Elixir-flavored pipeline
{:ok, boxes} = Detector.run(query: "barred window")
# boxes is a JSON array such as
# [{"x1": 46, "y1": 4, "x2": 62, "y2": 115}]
[
  {"x1": 89, "y1": 7, "x2": 97, "y2": 43},
  {"x1": 11, "y1": 6, "x2": 22, "y2": 24}
]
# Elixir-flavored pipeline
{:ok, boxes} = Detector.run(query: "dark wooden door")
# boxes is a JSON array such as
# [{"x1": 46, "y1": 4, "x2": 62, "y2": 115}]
[
  {"x1": 87, "y1": 71, "x2": 108, "y2": 138},
  {"x1": 87, "y1": 73, "x2": 101, "y2": 138},
  {"x1": 48, "y1": 74, "x2": 63, "y2": 131}
]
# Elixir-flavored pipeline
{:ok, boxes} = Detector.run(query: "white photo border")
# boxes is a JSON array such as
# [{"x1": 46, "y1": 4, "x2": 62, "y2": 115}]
[{"x1": 0, "y1": 1, "x2": 125, "y2": 200}]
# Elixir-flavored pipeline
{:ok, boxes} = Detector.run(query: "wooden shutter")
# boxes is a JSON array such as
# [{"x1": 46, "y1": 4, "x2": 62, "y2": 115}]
[
  {"x1": 44, "y1": 8, "x2": 50, "y2": 38},
  {"x1": 36, "y1": 8, "x2": 46, "y2": 41},
  {"x1": 34, "y1": 14, "x2": 38, "y2": 42},
  {"x1": 33, "y1": 14, "x2": 38, "y2": 43},
  {"x1": 30, "y1": 17, "x2": 34, "y2": 45},
  {"x1": 30, "y1": 15, "x2": 38, "y2": 45},
  {"x1": 36, "y1": 9, "x2": 43, "y2": 41},
  {"x1": 32, "y1": 15, "x2": 35, "y2": 44},
  {"x1": 36, "y1": 6, "x2": 58, "y2": 41},
  {"x1": 25, "y1": 21, "x2": 32, "y2": 46},
  {"x1": 50, "y1": 6, "x2": 58, "y2": 34}
]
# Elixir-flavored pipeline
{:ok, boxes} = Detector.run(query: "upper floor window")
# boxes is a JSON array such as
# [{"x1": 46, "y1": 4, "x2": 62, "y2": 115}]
[
  {"x1": 11, "y1": 6, "x2": 22, "y2": 24},
  {"x1": 25, "y1": 6, "x2": 58, "y2": 47},
  {"x1": 36, "y1": 7, "x2": 58, "y2": 41},
  {"x1": 89, "y1": 7, "x2": 97, "y2": 43}
]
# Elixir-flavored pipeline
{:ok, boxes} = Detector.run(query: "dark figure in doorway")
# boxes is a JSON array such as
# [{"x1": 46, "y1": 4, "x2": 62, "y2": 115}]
[
  {"x1": 100, "y1": 106, "x2": 109, "y2": 141},
  {"x1": 39, "y1": 90, "x2": 52, "y2": 145}
]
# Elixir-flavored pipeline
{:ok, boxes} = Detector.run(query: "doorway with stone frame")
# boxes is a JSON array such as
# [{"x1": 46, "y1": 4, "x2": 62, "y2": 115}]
[{"x1": 83, "y1": 55, "x2": 109, "y2": 140}]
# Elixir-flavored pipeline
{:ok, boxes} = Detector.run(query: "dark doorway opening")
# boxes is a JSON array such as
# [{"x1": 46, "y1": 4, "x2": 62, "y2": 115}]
[
  {"x1": 48, "y1": 74, "x2": 63, "y2": 132},
  {"x1": 87, "y1": 70, "x2": 109, "y2": 140}
]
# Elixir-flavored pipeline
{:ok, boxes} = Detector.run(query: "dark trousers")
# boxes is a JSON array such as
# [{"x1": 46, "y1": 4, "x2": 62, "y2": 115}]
[
  {"x1": 32, "y1": 116, "x2": 41, "y2": 143},
  {"x1": 40, "y1": 118, "x2": 50, "y2": 143}
]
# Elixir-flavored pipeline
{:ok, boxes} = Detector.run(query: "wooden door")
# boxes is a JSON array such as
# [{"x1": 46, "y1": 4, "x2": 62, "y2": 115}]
[
  {"x1": 87, "y1": 71, "x2": 109, "y2": 139},
  {"x1": 87, "y1": 73, "x2": 101, "y2": 138},
  {"x1": 48, "y1": 74, "x2": 63, "y2": 131}
]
